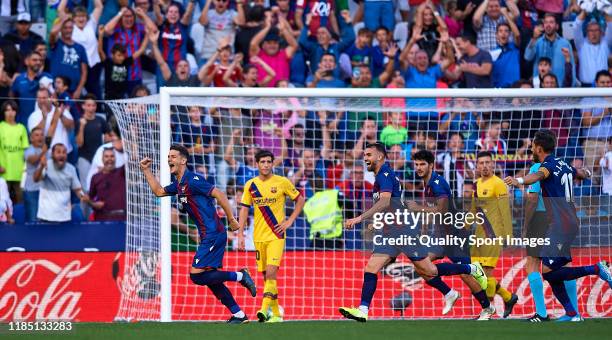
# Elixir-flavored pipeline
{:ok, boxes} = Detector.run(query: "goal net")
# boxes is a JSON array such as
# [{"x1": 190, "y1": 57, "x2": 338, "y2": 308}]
[{"x1": 108, "y1": 88, "x2": 612, "y2": 321}]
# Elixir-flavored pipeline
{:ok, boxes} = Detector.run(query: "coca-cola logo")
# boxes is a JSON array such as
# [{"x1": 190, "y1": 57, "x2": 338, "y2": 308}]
[{"x1": 0, "y1": 259, "x2": 92, "y2": 321}]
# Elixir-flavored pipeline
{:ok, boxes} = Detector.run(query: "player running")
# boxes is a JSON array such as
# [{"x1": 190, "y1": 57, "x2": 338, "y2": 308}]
[
  {"x1": 238, "y1": 149, "x2": 306, "y2": 323},
  {"x1": 471, "y1": 151, "x2": 518, "y2": 318},
  {"x1": 140, "y1": 145, "x2": 257, "y2": 324},
  {"x1": 505, "y1": 130, "x2": 612, "y2": 322},
  {"x1": 406, "y1": 150, "x2": 494, "y2": 320},
  {"x1": 339, "y1": 143, "x2": 488, "y2": 322}
]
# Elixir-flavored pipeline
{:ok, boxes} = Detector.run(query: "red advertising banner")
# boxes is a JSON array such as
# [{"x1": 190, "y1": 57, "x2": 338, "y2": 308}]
[{"x1": 1, "y1": 249, "x2": 610, "y2": 322}]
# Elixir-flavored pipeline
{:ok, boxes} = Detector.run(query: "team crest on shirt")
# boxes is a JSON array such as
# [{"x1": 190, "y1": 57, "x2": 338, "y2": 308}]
[
  {"x1": 271, "y1": 187, "x2": 277, "y2": 193},
  {"x1": 482, "y1": 189, "x2": 488, "y2": 195}
]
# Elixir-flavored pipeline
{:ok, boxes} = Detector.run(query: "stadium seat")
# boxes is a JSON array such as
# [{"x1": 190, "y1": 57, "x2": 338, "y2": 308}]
[
  {"x1": 12, "y1": 203, "x2": 25, "y2": 225},
  {"x1": 31, "y1": 23, "x2": 47, "y2": 39},
  {"x1": 393, "y1": 22, "x2": 409, "y2": 50}
]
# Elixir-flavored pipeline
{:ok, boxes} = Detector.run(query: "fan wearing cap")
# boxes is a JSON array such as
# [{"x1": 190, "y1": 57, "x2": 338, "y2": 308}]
[
  {"x1": 3, "y1": 13, "x2": 43, "y2": 58},
  {"x1": 248, "y1": 6, "x2": 298, "y2": 87}
]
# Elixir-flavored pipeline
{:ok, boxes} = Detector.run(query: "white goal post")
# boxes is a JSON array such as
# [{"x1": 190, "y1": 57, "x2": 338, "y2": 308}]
[{"x1": 125, "y1": 86, "x2": 612, "y2": 322}]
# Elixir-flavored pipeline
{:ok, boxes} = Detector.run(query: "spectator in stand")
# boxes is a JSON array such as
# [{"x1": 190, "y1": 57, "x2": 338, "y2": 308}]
[
  {"x1": 533, "y1": 0, "x2": 563, "y2": 24},
  {"x1": 198, "y1": 0, "x2": 244, "y2": 63},
  {"x1": 174, "y1": 106, "x2": 216, "y2": 175},
  {"x1": 150, "y1": 28, "x2": 209, "y2": 86},
  {"x1": 343, "y1": 27, "x2": 374, "y2": 70},
  {"x1": 387, "y1": 143, "x2": 419, "y2": 195},
  {"x1": 453, "y1": 34, "x2": 493, "y2": 88},
  {"x1": 532, "y1": 48, "x2": 573, "y2": 88},
  {"x1": 573, "y1": 10, "x2": 611, "y2": 87},
  {"x1": 600, "y1": 138, "x2": 612, "y2": 203},
  {"x1": 475, "y1": 120, "x2": 507, "y2": 154},
  {"x1": 472, "y1": 0, "x2": 518, "y2": 51},
  {"x1": 23, "y1": 126, "x2": 47, "y2": 222},
  {"x1": 88, "y1": 148, "x2": 126, "y2": 221},
  {"x1": 85, "y1": 129, "x2": 125, "y2": 191},
  {"x1": 350, "y1": 46, "x2": 396, "y2": 89},
  {"x1": 151, "y1": 1, "x2": 194, "y2": 75},
  {"x1": 201, "y1": 39, "x2": 243, "y2": 87},
  {"x1": 439, "y1": 98, "x2": 481, "y2": 152},
  {"x1": 0, "y1": 100, "x2": 28, "y2": 203},
  {"x1": 58, "y1": 0, "x2": 104, "y2": 99},
  {"x1": 103, "y1": 7, "x2": 150, "y2": 93},
  {"x1": 444, "y1": 0, "x2": 464, "y2": 37},
  {"x1": 234, "y1": 4, "x2": 265, "y2": 58},
  {"x1": 249, "y1": 10, "x2": 298, "y2": 86},
  {"x1": 252, "y1": 112, "x2": 287, "y2": 161},
  {"x1": 76, "y1": 94, "x2": 111, "y2": 190},
  {"x1": 380, "y1": 111, "x2": 408, "y2": 147},
  {"x1": 2, "y1": 13, "x2": 43, "y2": 59},
  {"x1": 363, "y1": 0, "x2": 394, "y2": 32},
  {"x1": 33, "y1": 143, "x2": 88, "y2": 222},
  {"x1": 410, "y1": 2, "x2": 448, "y2": 60},
  {"x1": 295, "y1": 0, "x2": 339, "y2": 37},
  {"x1": 33, "y1": 41, "x2": 51, "y2": 72},
  {"x1": 289, "y1": 148, "x2": 326, "y2": 199},
  {"x1": 99, "y1": 25, "x2": 149, "y2": 100},
  {"x1": 402, "y1": 30, "x2": 454, "y2": 88},
  {"x1": 0, "y1": 175, "x2": 13, "y2": 224},
  {"x1": 223, "y1": 54, "x2": 276, "y2": 87},
  {"x1": 436, "y1": 133, "x2": 475, "y2": 197},
  {"x1": 307, "y1": 53, "x2": 346, "y2": 88},
  {"x1": 581, "y1": 70, "x2": 612, "y2": 187},
  {"x1": 351, "y1": 117, "x2": 378, "y2": 159},
  {"x1": 0, "y1": 0, "x2": 25, "y2": 36},
  {"x1": 524, "y1": 13, "x2": 576, "y2": 87},
  {"x1": 224, "y1": 129, "x2": 259, "y2": 186},
  {"x1": 491, "y1": 21, "x2": 520, "y2": 87},
  {"x1": 539, "y1": 73, "x2": 576, "y2": 157},
  {"x1": 10, "y1": 51, "x2": 52, "y2": 125},
  {"x1": 299, "y1": 10, "x2": 355, "y2": 75},
  {"x1": 49, "y1": 15, "x2": 88, "y2": 99},
  {"x1": 371, "y1": 26, "x2": 400, "y2": 78},
  {"x1": 337, "y1": 161, "x2": 372, "y2": 218},
  {"x1": 27, "y1": 88, "x2": 74, "y2": 155}
]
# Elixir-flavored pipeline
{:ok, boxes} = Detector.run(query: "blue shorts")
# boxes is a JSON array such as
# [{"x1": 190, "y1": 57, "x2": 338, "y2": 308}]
[{"x1": 192, "y1": 233, "x2": 227, "y2": 269}]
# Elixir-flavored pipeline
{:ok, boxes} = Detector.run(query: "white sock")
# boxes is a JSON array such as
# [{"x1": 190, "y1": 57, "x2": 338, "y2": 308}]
[
  {"x1": 233, "y1": 310, "x2": 245, "y2": 318},
  {"x1": 445, "y1": 289, "x2": 456, "y2": 298},
  {"x1": 358, "y1": 305, "x2": 369, "y2": 315},
  {"x1": 236, "y1": 272, "x2": 244, "y2": 282}
]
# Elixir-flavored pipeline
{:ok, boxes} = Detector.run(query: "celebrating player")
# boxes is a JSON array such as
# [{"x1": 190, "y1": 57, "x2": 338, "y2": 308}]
[
  {"x1": 238, "y1": 149, "x2": 306, "y2": 323},
  {"x1": 406, "y1": 150, "x2": 494, "y2": 320},
  {"x1": 339, "y1": 143, "x2": 488, "y2": 322},
  {"x1": 140, "y1": 145, "x2": 257, "y2": 324},
  {"x1": 471, "y1": 151, "x2": 518, "y2": 318},
  {"x1": 505, "y1": 130, "x2": 612, "y2": 321}
]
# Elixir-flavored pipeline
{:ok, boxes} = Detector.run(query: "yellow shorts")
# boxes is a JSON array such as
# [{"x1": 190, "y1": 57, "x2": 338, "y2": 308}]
[
  {"x1": 471, "y1": 243, "x2": 501, "y2": 268},
  {"x1": 254, "y1": 239, "x2": 285, "y2": 272}
]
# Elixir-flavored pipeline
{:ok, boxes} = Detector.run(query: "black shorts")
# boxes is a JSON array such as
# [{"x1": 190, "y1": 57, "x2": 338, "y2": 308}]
[{"x1": 526, "y1": 211, "x2": 549, "y2": 257}]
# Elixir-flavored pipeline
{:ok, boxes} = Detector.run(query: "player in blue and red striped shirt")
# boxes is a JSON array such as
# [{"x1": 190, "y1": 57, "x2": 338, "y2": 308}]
[
  {"x1": 140, "y1": 144, "x2": 256, "y2": 324},
  {"x1": 505, "y1": 129, "x2": 612, "y2": 322}
]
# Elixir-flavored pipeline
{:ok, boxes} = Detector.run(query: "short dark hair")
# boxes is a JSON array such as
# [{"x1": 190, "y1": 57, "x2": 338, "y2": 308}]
[
  {"x1": 543, "y1": 12, "x2": 558, "y2": 22},
  {"x1": 83, "y1": 93, "x2": 97, "y2": 102},
  {"x1": 476, "y1": 151, "x2": 494, "y2": 160},
  {"x1": 512, "y1": 79, "x2": 533, "y2": 88},
  {"x1": 170, "y1": 144, "x2": 189, "y2": 159},
  {"x1": 459, "y1": 34, "x2": 477, "y2": 45},
  {"x1": 366, "y1": 142, "x2": 387, "y2": 158},
  {"x1": 321, "y1": 52, "x2": 336, "y2": 62},
  {"x1": 55, "y1": 75, "x2": 71, "y2": 89},
  {"x1": 111, "y1": 43, "x2": 127, "y2": 55},
  {"x1": 255, "y1": 149, "x2": 274, "y2": 162},
  {"x1": 538, "y1": 57, "x2": 552, "y2": 65},
  {"x1": 131, "y1": 85, "x2": 151, "y2": 97},
  {"x1": 357, "y1": 27, "x2": 372, "y2": 36},
  {"x1": 412, "y1": 150, "x2": 435, "y2": 164},
  {"x1": 51, "y1": 143, "x2": 66, "y2": 153},
  {"x1": 595, "y1": 70, "x2": 611, "y2": 83},
  {"x1": 496, "y1": 23, "x2": 511, "y2": 32},
  {"x1": 533, "y1": 129, "x2": 557, "y2": 153},
  {"x1": 542, "y1": 73, "x2": 558, "y2": 86}
]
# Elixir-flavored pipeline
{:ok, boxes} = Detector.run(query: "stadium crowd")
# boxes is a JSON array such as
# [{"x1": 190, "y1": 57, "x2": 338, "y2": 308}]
[{"x1": 0, "y1": 0, "x2": 610, "y2": 239}]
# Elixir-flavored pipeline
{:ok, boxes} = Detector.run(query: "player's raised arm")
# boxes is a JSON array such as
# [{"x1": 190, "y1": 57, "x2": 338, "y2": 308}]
[
  {"x1": 345, "y1": 191, "x2": 392, "y2": 229},
  {"x1": 574, "y1": 167, "x2": 593, "y2": 180},
  {"x1": 211, "y1": 188, "x2": 239, "y2": 231},
  {"x1": 504, "y1": 170, "x2": 546, "y2": 187},
  {"x1": 140, "y1": 157, "x2": 169, "y2": 197}
]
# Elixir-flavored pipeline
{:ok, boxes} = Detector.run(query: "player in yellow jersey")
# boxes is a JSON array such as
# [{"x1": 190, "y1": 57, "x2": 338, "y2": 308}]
[
  {"x1": 238, "y1": 149, "x2": 305, "y2": 323},
  {"x1": 472, "y1": 151, "x2": 518, "y2": 318}
]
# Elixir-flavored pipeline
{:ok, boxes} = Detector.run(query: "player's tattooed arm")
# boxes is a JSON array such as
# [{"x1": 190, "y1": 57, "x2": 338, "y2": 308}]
[{"x1": 345, "y1": 192, "x2": 392, "y2": 229}]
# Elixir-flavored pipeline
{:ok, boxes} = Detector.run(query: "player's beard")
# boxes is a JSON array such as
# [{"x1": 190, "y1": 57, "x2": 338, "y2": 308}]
[{"x1": 532, "y1": 153, "x2": 540, "y2": 163}]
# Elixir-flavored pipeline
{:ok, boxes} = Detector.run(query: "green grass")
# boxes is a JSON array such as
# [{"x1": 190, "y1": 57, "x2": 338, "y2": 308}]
[{"x1": 4, "y1": 319, "x2": 611, "y2": 340}]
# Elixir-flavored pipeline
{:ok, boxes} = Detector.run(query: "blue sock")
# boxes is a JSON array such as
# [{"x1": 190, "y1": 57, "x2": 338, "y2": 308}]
[
  {"x1": 209, "y1": 283, "x2": 241, "y2": 314},
  {"x1": 527, "y1": 272, "x2": 547, "y2": 317},
  {"x1": 543, "y1": 266, "x2": 596, "y2": 282},
  {"x1": 436, "y1": 263, "x2": 470, "y2": 276},
  {"x1": 425, "y1": 276, "x2": 451, "y2": 295},
  {"x1": 360, "y1": 272, "x2": 378, "y2": 307},
  {"x1": 564, "y1": 280, "x2": 579, "y2": 314},
  {"x1": 472, "y1": 290, "x2": 490, "y2": 309},
  {"x1": 190, "y1": 270, "x2": 237, "y2": 286},
  {"x1": 543, "y1": 273, "x2": 577, "y2": 316}
]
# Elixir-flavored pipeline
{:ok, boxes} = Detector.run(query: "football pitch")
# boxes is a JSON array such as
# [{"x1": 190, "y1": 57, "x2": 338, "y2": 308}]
[{"x1": 4, "y1": 319, "x2": 611, "y2": 340}]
